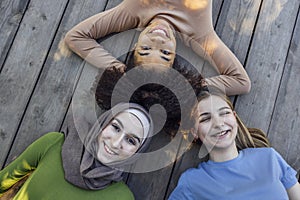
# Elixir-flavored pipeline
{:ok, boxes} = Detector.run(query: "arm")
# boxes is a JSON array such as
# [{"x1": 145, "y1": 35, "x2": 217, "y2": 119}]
[
  {"x1": 272, "y1": 148, "x2": 300, "y2": 199},
  {"x1": 0, "y1": 132, "x2": 62, "y2": 196},
  {"x1": 64, "y1": 2, "x2": 139, "y2": 70},
  {"x1": 287, "y1": 182, "x2": 300, "y2": 200},
  {"x1": 191, "y1": 30, "x2": 251, "y2": 96}
]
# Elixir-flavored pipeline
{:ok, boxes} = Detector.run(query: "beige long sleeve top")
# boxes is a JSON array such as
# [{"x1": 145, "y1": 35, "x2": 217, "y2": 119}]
[{"x1": 65, "y1": 0, "x2": 251, "y2": 95}]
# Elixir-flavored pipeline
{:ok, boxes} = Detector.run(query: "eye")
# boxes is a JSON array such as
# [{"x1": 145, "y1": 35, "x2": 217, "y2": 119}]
[
  {"x1": 161, "y1": 49, "x2": 170, "y2": 55},
  {"x1": 126, "y1": 136, "x2": 137, "y2": 146},
  {"x1": 141, "y1": 46, "x2": 151, "y2": 50},
  {"x1": 199, "y1": 117, "x2": 210, "y2": 123},
  {"x1": 220, "y1": 111, "x2": 231, "y2": 116},
  {"x1": 111, "y1": 123, "x2": 121, "y2": 132}
]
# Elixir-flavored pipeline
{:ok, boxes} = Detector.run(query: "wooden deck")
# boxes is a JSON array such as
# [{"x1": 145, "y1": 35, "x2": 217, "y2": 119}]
[{"x1": 0, "y1": 0, "x2": 300, "y2": 199}]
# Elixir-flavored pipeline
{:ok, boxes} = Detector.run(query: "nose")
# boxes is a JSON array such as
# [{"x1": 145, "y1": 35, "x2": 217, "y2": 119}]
[
  {"x1": 111, "y1": 133, "x2": 124, "y2": 149},
  {"x1": 213, "y1": 116, "x2": 224, "y2": 127},
  {"x1": 150, "y1": 35, "x2": 165, "y2": 44}
]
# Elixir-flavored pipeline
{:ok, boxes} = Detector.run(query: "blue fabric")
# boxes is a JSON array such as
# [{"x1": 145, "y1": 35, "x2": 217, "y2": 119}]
[{"x1": 169, "y1": 148, "x2": 298, "y2": 200}]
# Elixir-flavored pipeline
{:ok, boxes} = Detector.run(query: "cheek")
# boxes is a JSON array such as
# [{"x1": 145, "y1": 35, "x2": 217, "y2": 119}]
[
  {"x1": 197, "y1": 123, "x2": 211, "y2": 139},
  {"x1": 121, "y1": 145, "x2": 139, "y2": 156},
  {"x1": 100, "y1": 127, "x2": 112, "y2": 139},
  {"x1": 227, "y1": 116, "x2": 238, "y2": 128}
]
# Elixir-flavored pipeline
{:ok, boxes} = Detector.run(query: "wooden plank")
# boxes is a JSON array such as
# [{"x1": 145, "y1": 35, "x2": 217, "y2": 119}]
[
  {"x1": 212, "y1": 0, "x2": 224, "y2": 25},
  {"x1": 0, "y1": 0, "x2": 30, "y2": 71},
  {"x1": 234, "y1": 0, "x2": 299, "y2": 132},
  {"x1": 215, "y1": 0, "x2": 261, "y2": 64},
  {"x1": 268, "y1": 14, "x2": 300, "y2": 172},
  {"x1": 4, "y1": 0, "x2": 112, "y2": 164},
  {"x1": 0, "y1": 0, "x2": 69, "y2": 167}
]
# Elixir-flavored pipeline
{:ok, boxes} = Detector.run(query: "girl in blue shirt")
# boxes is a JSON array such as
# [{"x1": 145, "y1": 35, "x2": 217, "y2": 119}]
[{"x1": 169, "y1": 86, "x2": 300, "y2": 200}]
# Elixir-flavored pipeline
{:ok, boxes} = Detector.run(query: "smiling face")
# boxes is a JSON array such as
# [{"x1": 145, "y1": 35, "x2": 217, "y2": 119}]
[
  {"x1": 134, "y1": 19, "x2": 176, "y2": 68},
  {"x1": 97, "y1": 112, "x2": 144, "y2": 164},
  {"x1": 193, "y1": 95, "x2": 238, "y2": 152}
]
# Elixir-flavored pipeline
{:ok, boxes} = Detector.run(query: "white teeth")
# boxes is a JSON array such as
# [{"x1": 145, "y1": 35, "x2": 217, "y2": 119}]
[
  {"x1": 153, "y1": 29, "x2": 166, "y2": 36},
  {"x1": 104, "y1": 144, "x2": 117, "y2": 155},
  {"x1": 216, "y1": 130, "x2": 228, "y2": 137}
]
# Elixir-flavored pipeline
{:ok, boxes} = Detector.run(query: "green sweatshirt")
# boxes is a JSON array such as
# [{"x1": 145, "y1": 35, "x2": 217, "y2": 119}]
[{"x1": 0, "y1": 132, "x2": 134, "y2": 200}]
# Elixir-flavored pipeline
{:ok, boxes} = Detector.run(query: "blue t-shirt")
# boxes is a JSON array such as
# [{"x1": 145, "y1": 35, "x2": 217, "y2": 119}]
[{"x1": 169, "y1": 148, "x2": 298, "y2": 200}]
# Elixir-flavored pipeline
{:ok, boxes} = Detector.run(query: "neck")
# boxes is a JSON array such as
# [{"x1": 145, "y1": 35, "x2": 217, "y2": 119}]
[
  {"x1": 208, "y1": 145, "x2": 239, "y2": 162},
  {"x1": 150, "y1": 17, "x2": 175, "y2": 32}
]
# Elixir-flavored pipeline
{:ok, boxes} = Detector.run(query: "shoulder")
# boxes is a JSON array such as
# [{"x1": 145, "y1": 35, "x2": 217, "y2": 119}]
[
  {"x1": 37, "y1": 132, "x2": 64, "y2": 143},
  {"x1": 242, "y1": 147, "x2": 275, "y2": 156},
  {"x1": 178, "y1": 167, "x2": 203, "y2": 183},
  {"x1": 29, "y1": 132, "x2": 64, "y2": 150},
  {"x1": 241, "y1": 147, "x2": 286, "y2": 165}
]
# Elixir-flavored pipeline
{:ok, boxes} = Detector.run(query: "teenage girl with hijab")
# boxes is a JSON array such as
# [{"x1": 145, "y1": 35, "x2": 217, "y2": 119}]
[
  {"x1": 169, "y1": 86, "x2": 300, "y2": 199},
  {"x1": 0, "y1": 103, "x2": 153, "y2": 200},
  {"x1": 64, "y1": 0, "x2": 251, "y2": 96}
]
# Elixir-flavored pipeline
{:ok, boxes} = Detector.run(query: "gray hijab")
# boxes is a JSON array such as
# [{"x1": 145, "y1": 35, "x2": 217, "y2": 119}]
[{"x1": 62, "y1": 103, "x2": 153, "y2": 190}]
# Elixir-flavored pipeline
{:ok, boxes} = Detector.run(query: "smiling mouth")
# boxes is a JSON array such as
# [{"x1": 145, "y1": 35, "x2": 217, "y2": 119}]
[
  {"x1": 212, "y1": 130, "x2": 230, "y2": 138},
  {"x1": 104, "y1": 143, "x2": 117, "y2": 155},
  {"x1": 150, "y1": 27, "x2": 169, "y2": 38}
]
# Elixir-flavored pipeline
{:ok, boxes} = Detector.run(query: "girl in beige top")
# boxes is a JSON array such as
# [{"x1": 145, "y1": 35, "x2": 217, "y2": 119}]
[{"x1": 65, "y1": 0, "x2": 251, "y2": 96}]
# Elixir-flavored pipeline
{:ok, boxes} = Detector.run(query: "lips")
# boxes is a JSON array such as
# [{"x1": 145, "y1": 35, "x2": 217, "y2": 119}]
[
  {"x1": 150, "y1": 26, "x2": 169, "y2": 38},
  {"x1": 212, "y1": 130, "x2": 230, "y2": 138},
  {"x1": 104, "y1": 143, "x2": 117, "y2": 155}
]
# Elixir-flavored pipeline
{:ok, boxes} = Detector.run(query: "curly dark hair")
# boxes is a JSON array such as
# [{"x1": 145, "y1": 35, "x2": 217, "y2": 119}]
[{"x1": 95, "y1": 51, "x2": 204, "y2": 135}]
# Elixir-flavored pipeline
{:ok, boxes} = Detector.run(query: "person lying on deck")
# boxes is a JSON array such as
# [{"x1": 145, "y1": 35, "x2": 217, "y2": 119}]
[
  {"x1": 169, "y1": 86, "x2": 300, "y2": 200},
  {"x1": 64, "y1": 0, "x2": 251, "y2": 96},
  {"x1": 0, "y1": 103, "x2": 153, "y2": 200}
]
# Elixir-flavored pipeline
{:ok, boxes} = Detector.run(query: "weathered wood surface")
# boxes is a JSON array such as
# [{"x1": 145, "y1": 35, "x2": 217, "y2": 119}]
[
  {"x1": 0, "y1": 0, "x2": 69, "y2": 166},
  {"x1": 268, "y1": 13, "x2": 300, "y2": 172},
  {"x1": 0, "y1": 0, "x2": 299, "y2": 199},
  {"x1": 235, "y1": 0, "x2": 300, "y2": 132},
  {"x1": 0, "y1": 0, "x2": 30, "y2": 71},
  {"x1": 4, "y1": 0, "x2": 111, "y2": 164}
]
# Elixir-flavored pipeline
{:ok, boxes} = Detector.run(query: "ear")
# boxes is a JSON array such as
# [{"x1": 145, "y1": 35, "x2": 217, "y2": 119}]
[
  {"x1": 132, "y1": 43, "x2": 137, "y2": 51},
  {"x1": 191, "y1": 127, "x2": 199, "y2": 140},
  {"x1": 233, "y1": 111, "x2": 237, "y2": 117}
]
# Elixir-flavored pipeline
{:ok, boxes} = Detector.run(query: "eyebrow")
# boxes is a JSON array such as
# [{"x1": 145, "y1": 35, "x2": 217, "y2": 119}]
[
  {"x1": 114, "y1": 118, "x2": 124, "y2": 129},
  {"x1": 160, "y1": 56, "x2": 170, "y2": 61},
  {"x1": 114, "y1": 118, "x2": 142, "y2": 144},
  {"x1": 130, "y1": 134, "x2": 141, "y2": 144},
  {"x1": 199, "y1": 106, "x2": 231, "y2": 117},
  {"x1": 219, "y1": 106, "x2": 231, "y2": 111},
  {"x1": 138, "y1": 52, "x2": 170, "y2": 62}
]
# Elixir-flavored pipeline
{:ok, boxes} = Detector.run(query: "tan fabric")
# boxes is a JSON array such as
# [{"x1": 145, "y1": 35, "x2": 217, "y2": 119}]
[{"x1": 64, "y1": 0, "x2": 250, "y2": 96}]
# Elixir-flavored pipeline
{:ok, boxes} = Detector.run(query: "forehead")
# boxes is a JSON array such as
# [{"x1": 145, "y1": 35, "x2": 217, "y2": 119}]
[
  {"x1": 197, "y1": 95, "x2": 229, "y2": 113},
  {"x1": 114, "y1": 112, "x2": 144, "y2": 136}
]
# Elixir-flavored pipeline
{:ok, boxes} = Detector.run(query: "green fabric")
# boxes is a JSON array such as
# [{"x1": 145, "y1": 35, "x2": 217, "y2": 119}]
[{"x1": 0, "y1": 132, "x2": 134, "y2": 200}]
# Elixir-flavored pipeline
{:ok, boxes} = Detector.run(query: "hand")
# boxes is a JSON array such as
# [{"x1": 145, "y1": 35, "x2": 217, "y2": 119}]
[{"x1": 115, "y1": 64, "x2": 127, "y2": 73}]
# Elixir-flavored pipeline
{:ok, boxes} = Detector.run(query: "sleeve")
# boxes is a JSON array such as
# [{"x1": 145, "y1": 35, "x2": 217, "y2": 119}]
[
  {"x1": 64, "y1": 2, "x2": 139, "y2": 69},
  {"x1": 191, "y1": 30, "x2": 251, "y2": 96},
  {"x1": 272, "y1": 148, "x2": 298, "y2": 190},
  {"x1": 168, "y1": 173, "x2": 194, "y2": 200},
  {"x1": 0, "y1": 132, "x2": 63, "y2": 196}
]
